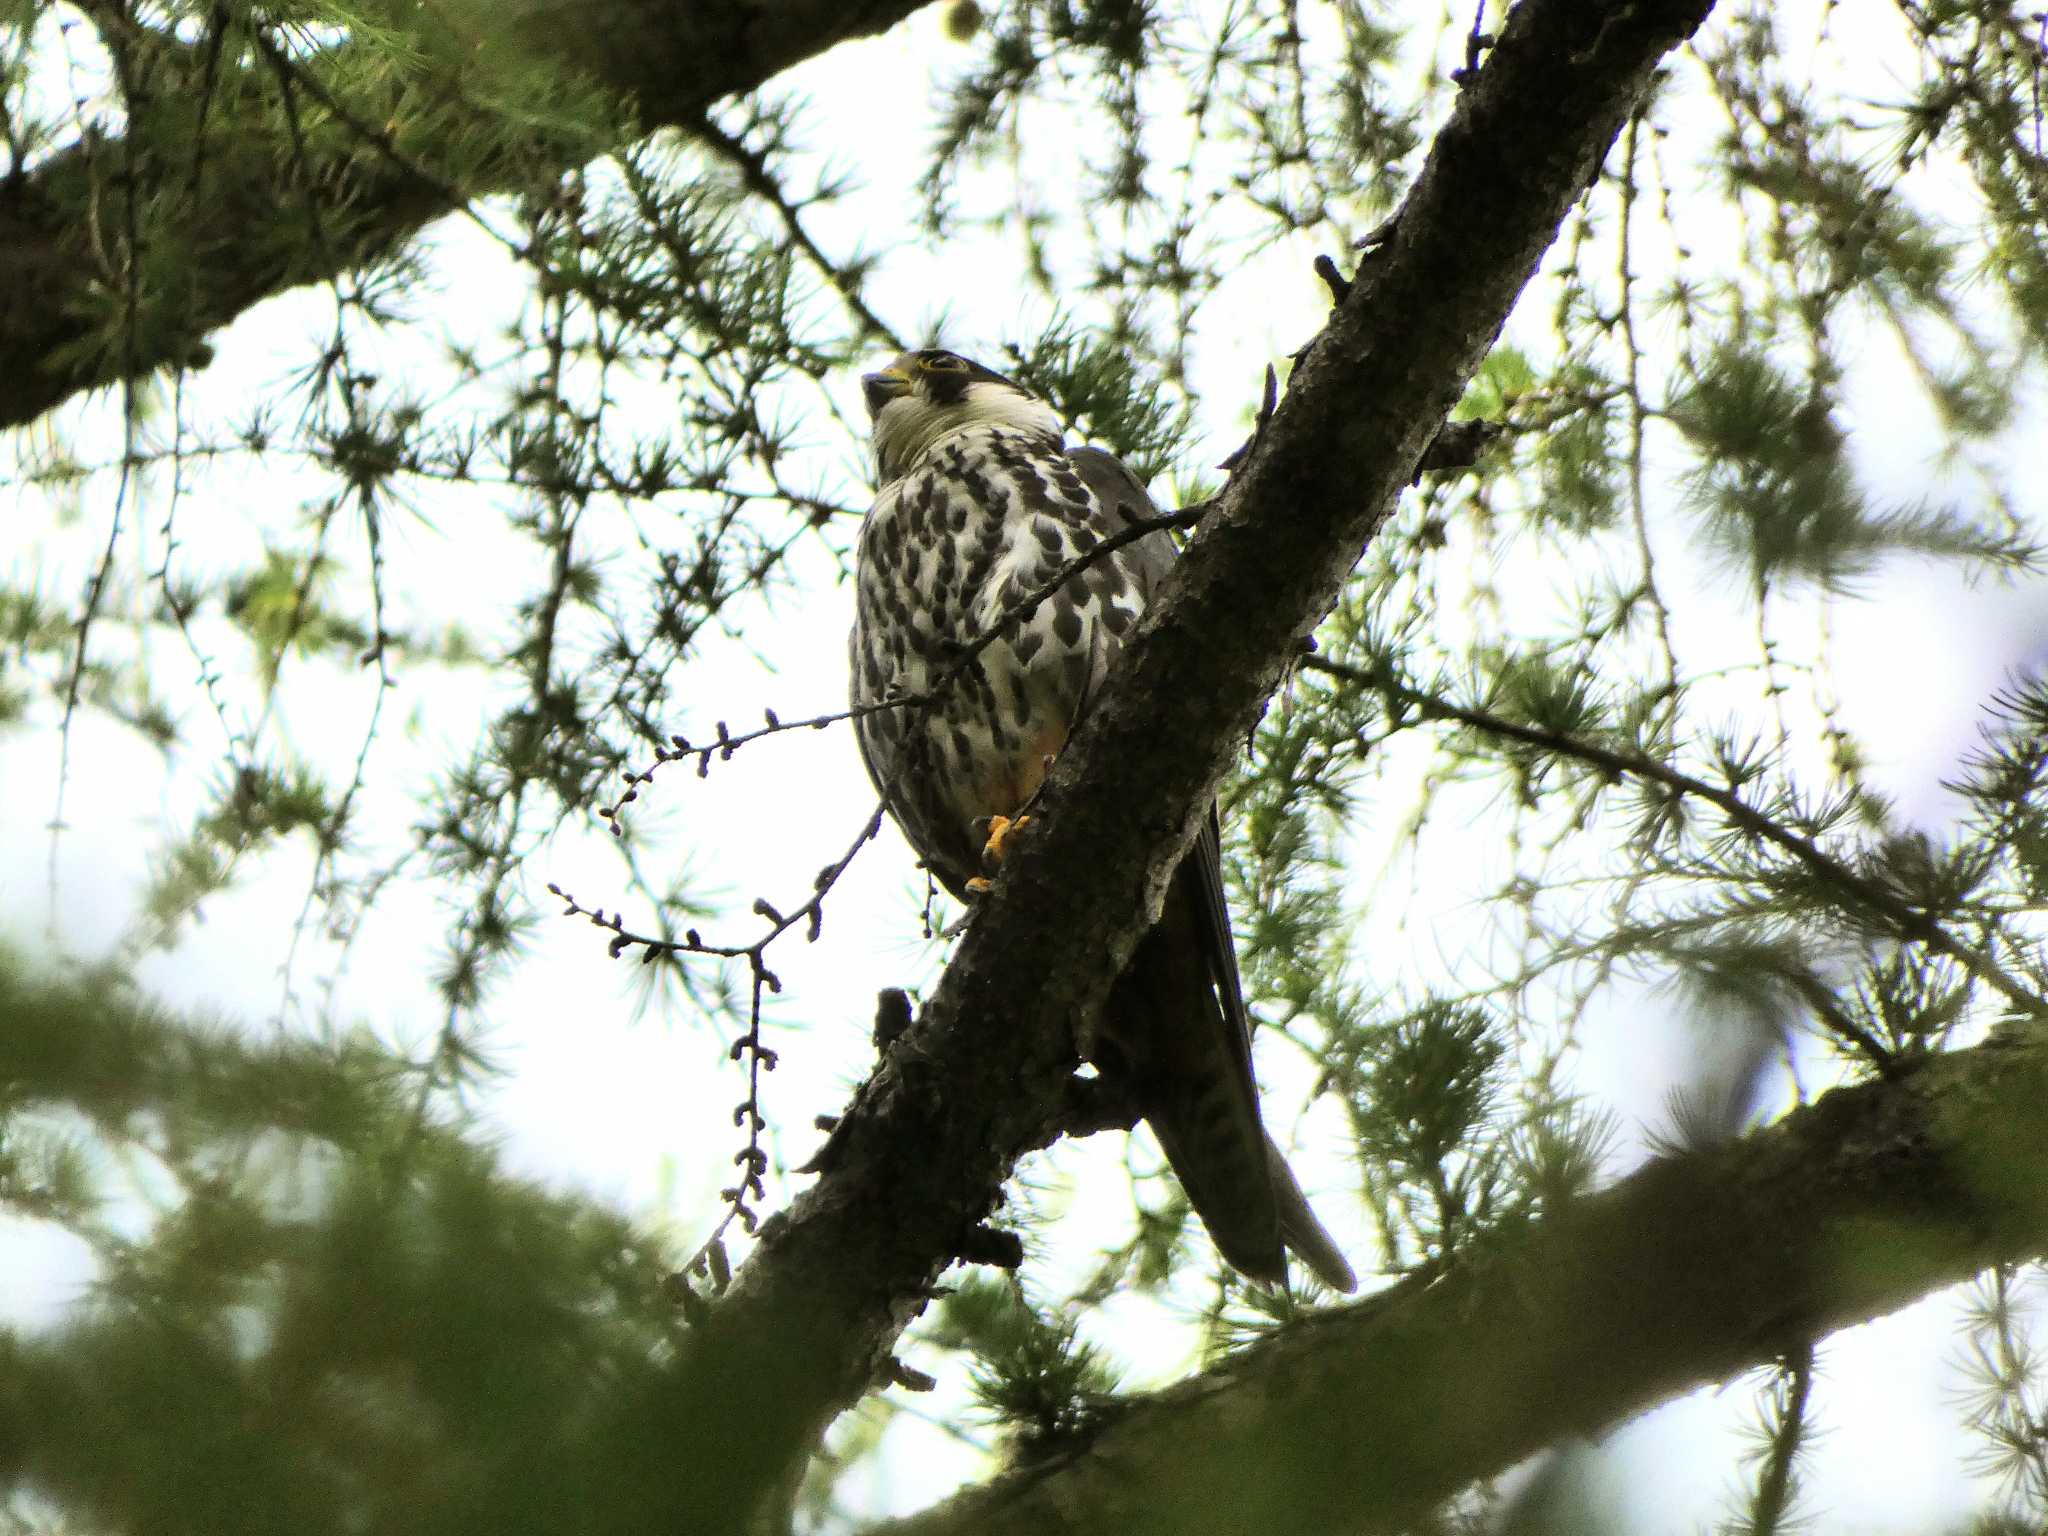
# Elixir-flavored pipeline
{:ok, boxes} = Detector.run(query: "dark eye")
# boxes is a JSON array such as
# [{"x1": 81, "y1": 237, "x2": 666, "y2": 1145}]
[{"x1": 924, "y1": 354, "x2": 967, "y2": 372}]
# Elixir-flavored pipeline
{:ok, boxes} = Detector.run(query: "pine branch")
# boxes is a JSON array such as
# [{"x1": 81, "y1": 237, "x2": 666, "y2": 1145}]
[
  {"x1": 1302, "y1": 654, "x2": 2048, "y2": 1022},
  {"x1": 666, "y1": 0, "x2": 1721, "y2": 1524},
  {"x1": 0, "y1": 0, "x2": 932, "y2": 429},
  {"x1": 687, "y1": 108, "x2": 904, "y2": 351},
  {"x1": 867, "y1": 1016, "x2": 2048, "y2": 1536}
]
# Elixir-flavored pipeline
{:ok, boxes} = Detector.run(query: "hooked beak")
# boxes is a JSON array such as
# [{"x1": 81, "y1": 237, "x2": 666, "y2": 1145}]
[{"x1": 861, "y1": 367, "x2": 912, "y2": 416}]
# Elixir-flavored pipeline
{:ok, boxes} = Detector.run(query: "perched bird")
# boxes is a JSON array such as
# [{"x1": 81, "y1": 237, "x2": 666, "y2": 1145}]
[{"x1": 848, "y1": 347, "x2": 1355, "y2": 1294}]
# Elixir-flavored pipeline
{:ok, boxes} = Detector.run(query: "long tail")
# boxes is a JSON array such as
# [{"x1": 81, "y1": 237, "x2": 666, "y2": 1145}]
[
  {"x1": 1269, "y1": 1134, "x2": 1357, "y2": 1293},
  {"x1": 1102, "y1": 838, "x2": 1356, "y2": 1293}
]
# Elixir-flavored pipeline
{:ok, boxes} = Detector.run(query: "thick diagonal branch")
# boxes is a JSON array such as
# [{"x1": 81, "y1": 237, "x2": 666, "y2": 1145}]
[
  {"x1": 665, "y1": 0, "x2": 1720, "y2": 1528},
  {"x1": 870, "y1": 1016, "x2": 2048, "y2": 1536},
  {"x1": 0, "y1": 0, "x2": 929, "y2": 429}
]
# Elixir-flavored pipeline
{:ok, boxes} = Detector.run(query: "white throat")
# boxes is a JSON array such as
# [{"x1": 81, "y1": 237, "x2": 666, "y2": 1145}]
[{"x1": 871, "y1": 381, "x2": 1062, "y2": 483}]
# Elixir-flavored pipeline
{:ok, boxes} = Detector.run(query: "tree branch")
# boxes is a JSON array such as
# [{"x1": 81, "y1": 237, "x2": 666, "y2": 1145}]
[
  {"x1": 664, "y1": 0, "x2": 1721, "y2": 1526},
  {"x1": 0, "y1": 0, "x2": 932, "y2": 429},
  {"x1": 869, "y1": 1014, "x2": 2048, "y2": 1536},
  {"x1": 1299, "y1": 653, "x2": 2048, "y2": 1021}
]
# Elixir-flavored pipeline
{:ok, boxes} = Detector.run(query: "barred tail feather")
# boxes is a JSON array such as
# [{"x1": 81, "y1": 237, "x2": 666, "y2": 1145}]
[
  {"x1": 1143, "y1": 1068, "x2": 1289, "y2": 1286},
  {"x1": 1105, "y1": 848, "x2": 1355, "y2": 1292}
]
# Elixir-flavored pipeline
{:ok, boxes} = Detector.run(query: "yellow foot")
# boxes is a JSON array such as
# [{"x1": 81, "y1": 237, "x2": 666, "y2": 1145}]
[
  {"x1": 963, "y1": 813, "x2": 1035, "y2": 894},
  {"x1": 982, "y1": 813, "x2": 1032, "y2": 866}
]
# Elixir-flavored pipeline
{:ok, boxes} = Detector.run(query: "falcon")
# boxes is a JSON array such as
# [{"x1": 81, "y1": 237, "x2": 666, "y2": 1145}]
[{"x1": 849, "y1": 347, "x2": 1355, "y2": 1293}]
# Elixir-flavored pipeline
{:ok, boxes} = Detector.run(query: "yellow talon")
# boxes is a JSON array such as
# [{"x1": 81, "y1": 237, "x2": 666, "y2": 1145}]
[
  {"x1": 983, "y1": 813, "x2": 1032, "y2": 865},
  {"x1": 961, "y1": 814, "x2": 1034, "y2": 894}
]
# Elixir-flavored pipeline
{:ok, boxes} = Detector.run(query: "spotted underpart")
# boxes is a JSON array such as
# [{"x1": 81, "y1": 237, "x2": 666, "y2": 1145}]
[
  {"x1": 846, "y1": 347, "x2": 1356, "y2": 1295},
  {"x1": 850, "y1": 414, "x2": 1166, "y2": 895}
]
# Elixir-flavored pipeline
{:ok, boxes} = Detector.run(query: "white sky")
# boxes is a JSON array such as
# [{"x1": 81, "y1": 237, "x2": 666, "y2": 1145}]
[{"x1": 5, "y1": 2, "x2": 2048, "y2": 1531}]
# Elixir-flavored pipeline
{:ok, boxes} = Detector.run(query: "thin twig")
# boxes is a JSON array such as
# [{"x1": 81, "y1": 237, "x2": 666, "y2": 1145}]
[
  {"x1": 552, "y1": 805, "x2": 888, "y2": 1300},
  {"x1": 1302, "y1": 653, "x2": 2048, "y2": 1020},
  {"x1": 600, "y1": 507, "x2": 1206, "y2": 822},
  {"x1": 689, "y1": 108, "x2": 904, "y2": 351}
]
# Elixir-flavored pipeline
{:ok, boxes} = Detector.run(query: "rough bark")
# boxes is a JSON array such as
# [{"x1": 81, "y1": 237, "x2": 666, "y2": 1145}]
[
  {"x1": 0, "y1": 0, "x2": 929, "y2": 430},
  {"x1": 870, "y1": 1019, "x2": 2048, "y2": 1536},
  {"x1": 668, "y1": 0, "x2": 1721, "y2": 1528}
]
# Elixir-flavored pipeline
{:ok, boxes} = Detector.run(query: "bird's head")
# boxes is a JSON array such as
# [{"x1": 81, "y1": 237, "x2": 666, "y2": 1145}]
[{"x1": 862, "y1": 348, "x2": 1061, "y2": 483}]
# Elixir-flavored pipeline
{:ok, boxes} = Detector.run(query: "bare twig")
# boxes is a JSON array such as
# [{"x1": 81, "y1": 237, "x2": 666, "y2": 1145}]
[
  {"x1": 550, "y1": 805, "x2": 887, "y2": 1294},
  {"x1": 1302, "y1": 653, "x2": 2048, "y2": 1024},
  {"x1": 1453, "y1": 0, "x2": 1497, "y2": 87},
  {"x1": 599, "y1": 507, "x2": 1207, "y2": 823}
]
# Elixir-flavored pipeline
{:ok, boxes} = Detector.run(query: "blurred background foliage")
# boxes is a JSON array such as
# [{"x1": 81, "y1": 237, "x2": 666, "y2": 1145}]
[{"x1": 3, "y1": 0, "x2": 2048, "y2": 1530}]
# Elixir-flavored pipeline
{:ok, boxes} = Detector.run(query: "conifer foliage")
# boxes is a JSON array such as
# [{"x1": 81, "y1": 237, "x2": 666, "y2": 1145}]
[{"x1": 3, "y1": 0, "x2": 2048, "y2": 1531}]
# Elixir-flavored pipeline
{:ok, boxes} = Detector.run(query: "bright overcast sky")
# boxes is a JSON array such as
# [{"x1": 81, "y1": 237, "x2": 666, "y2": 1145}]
[{"x1": 5, "y1": 1, "x2": 2048, "y2": 1529}]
